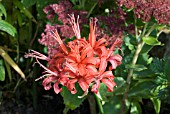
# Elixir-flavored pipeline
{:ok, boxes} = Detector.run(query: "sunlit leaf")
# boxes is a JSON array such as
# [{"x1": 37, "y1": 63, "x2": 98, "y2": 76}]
[
  {"x1": 130, "y1": 102, "x2": 142, "y2": 114},
  {"x1": 125, "y1": 64, "x2": 147, "y2": 71},
  {"x1": 0, "y1": 48, "x2": 26, "y2": 80},
  {"x1": 0, "y1": 59, "x2": 5, "y2": 81},
  {"x1": 0, "y1": 3, "x2": 7, "y2": 18},
  {"x1": 151, "y1": 98, "x2": 161, "y2": 114},
  {"x1": 0, "y1": 20, "x2": 17, "y2": 37},
  {"x1": 142, "y1": 36, "x2": 161, "y2": 45}
]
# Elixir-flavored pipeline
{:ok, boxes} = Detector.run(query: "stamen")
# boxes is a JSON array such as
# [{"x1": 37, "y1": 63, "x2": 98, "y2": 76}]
[{"x1": 68, "y1": 14, "x2": 81, "y2": 39}]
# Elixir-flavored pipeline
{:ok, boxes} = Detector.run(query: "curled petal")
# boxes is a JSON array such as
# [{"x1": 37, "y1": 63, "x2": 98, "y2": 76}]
[
  {"x1": 108, "y1": 39, "x2": 122, "y2": 57},
  {"x1": 101, "y1": 79, "x2": 116, "y2": 92},
  {"x1": 94, "y1": 38, "x2": 107, "y2": 49},
  {"x1": 100, "y1": 71, "x2": 114, "y2": 78},
  {"x1": 78, "y1": 89, "x2": 89, "y2": 98},
  {"x1": 107, "y1": 55, "x2": 122, "y2": 69},
  {"x1": 67, "y1": 79, "x2": 78, "y2": 94},
  {"x1": 91, "y1": 80, "x2": 100, "y2": 94},
  {"x1": 42, "y1": 76, "x2": 57, "y2": 90},
  {"x1": 95, "y1": 46, "x2": 108, "y2": 57},
  {"x1": 53, "y1": 82, "x2": 62, "y2": 94}
]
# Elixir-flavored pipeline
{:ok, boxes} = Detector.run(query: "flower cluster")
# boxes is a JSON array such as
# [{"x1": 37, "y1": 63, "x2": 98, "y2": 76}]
[
  {"x1": 25, "y1": 15, "x2": 122, "y2": 95},
  {"x1": 117, "y1": 0, "x2": 170, "y2": 24},
  {"x1": 97, "y1": 7, "x2": 134, "y2": 46},
  {"x1": 43, "y1": 0, "x2": 88, "y2": 38}
]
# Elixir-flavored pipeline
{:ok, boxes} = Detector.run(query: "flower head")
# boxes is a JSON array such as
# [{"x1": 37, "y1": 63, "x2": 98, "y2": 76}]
[
  {"x1": 117, "y1": 0, "x2": 170, "y2": 24},
  {"x1": 25, "y1": 14, "x2": 122, "y2": 95}
]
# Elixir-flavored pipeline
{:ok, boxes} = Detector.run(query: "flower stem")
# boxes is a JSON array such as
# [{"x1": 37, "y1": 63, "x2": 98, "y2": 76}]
[
  {"x1": 94, "y1": 93, "x2": 104, "y2": 114},
  {"x1": 63, "y1": 106, "x2": 69, "y2": 114},
  {"x1": 120, "y1": 22, "x2": 156, "y2": 114}
]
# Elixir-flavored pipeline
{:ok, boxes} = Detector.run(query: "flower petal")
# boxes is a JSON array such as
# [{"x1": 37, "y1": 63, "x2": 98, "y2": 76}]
[
  {"x1": 88, "y1": 18, "x2": 97, "y2": 48},
  {"x1": 42, "y1": 76, "x2": 57, "y2": 90},
  {"x1": 107, "y1": 55, "x2": 122, "y2": 69},
  {"x1": 86, "y1": 65, "x2": 98, "y2": 75},
  {"x1": 95, "y1": 46, "x2": 108, "y2": 57},
  {"x1": 100, "y1": 71, "x2": 113, "y2": 78},
  {"x1": 78, "y1": 78, "x2": 89, "y2": 91},
  {"x1": 51, "y1": 30, "x2": 68, "y2": 55},
  {"x1": 53, "y1": 82, "x2": 62, "y2": 94},
  {"x1": 99, "y1": 57, "x2": 107, "y2": 74},
  {"x1": 82, "y1": 57, "x2": 97, "y2": 65},
  {"x1": 78, "y1": 64, "x2": 86, "y2": 76},
  {"x1": 67, "y1": 79, "x2": 77, "y2": 94},
  {"x1": 91, "y1": 80, "x2": 100, "y2": 94},
  {"x1": 101, "y1": 78, "x2": 116, "y2": 92},
  {"x1": 94, "y1": 38, "x2": 107, "y2": 49}
]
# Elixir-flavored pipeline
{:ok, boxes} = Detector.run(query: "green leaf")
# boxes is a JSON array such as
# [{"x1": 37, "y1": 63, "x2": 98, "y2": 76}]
[
  {"x1": 164, "y1": 59, "x2": 170, "y2": 82},
  {"x1": 125, "y1": 64, "x2": 147, "y2": 71},
  {"x1": 124, "y1": 35, "x2": 135, "y2": 50},
  {"x1": 103, "y1": 95, "x2": 130, "y2": 114},
  {"x1": 61, "y1": 83, "x2": 86, "y2": 110},
  {"x1": 150, "y1": 98, "x2": 161, "y2": 114},
  {"x1": 13, "y1": 0, "x2": 36, "y2": 23},
  {"x1": 150, "y1": 58, "x2": 164, "y2": 74},
  {"x1": 0, "y1": 59, "x2": 5, "y2": 81},
  {"x1": 142, "y1": 36, "x2": 161, "y2": 45},
  {"x1": 113, "y1": 77, "x2": 127, "y2": 95},
  {"x1": 133, "y1": 69, "x2": 156, "y2": 80},
  {"x1": 21, "y1": 0, "x2": 36, "y2": 8},
  {"x1": 128, "y1": 81, "x2": 156, "y2": 98},
  {"x1": 99, "y1": 83, "x2": 113, "y2": 101},
  {"x1": 0, "y1": 20, "x2": 17, "y2": 37},
  {"x1": 0, "y1": 3, "x2": 7, "y2": 18},
  {"x1": 130, "y1": 102, "x2": 142, "y2": 114}
]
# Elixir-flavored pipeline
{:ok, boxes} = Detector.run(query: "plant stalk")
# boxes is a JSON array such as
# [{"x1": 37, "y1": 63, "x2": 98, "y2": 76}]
[{"x1": 94, "y1": 93, "x2": 104, "y2": 114}]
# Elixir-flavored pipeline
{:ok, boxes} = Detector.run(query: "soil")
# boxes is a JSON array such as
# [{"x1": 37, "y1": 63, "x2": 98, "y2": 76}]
[{"x1": 0, "y1": 89, "x2": 90, "y2": 114}]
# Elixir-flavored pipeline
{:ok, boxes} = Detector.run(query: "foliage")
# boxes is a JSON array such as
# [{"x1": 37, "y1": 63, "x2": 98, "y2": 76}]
[{"x1": 1, "y1": 0, "x2": 170, "y2": 114}]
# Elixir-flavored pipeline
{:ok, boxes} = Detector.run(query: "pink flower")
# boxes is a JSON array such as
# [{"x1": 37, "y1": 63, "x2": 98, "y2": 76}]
[{"x1": 25, "y1": 14, "x2": 122, "y2": 95}]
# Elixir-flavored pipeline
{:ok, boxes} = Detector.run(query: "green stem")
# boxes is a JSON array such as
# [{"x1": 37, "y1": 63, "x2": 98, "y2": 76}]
[
  {"x1": 120, "y1": 22, "x2": 156, "y2": 114},
  {"x1": 86, "y1": 2, "x2": 97, "y2": 18},
  {"x1": 63, "y1": 106, "x2": 70, "y2": 114},
  {"x1": 126, "y1": 41, "x2": 144, "y2": 84},
  {"x1": 94, "y1": 93, "x2": 104, "y2": 114}
]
